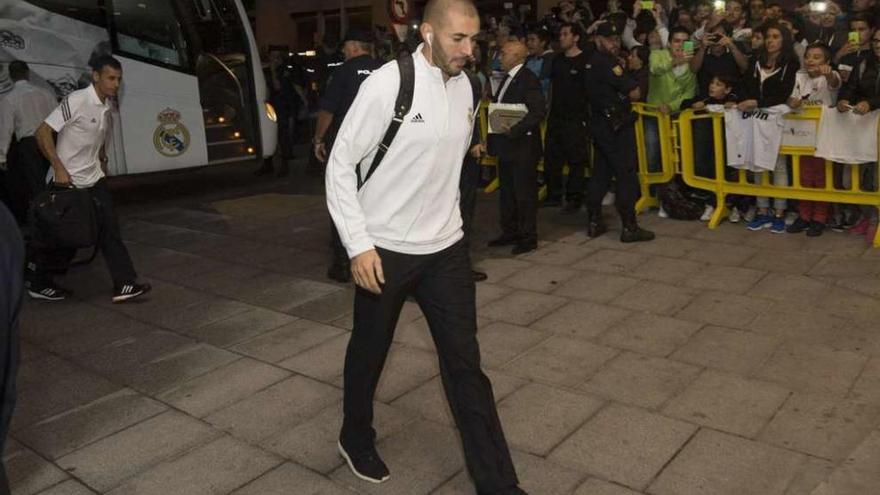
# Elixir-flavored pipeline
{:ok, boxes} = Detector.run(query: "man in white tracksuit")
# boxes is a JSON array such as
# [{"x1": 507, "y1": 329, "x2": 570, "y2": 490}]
[{"x1": 325, "y1": 1, "x2": 527, "y2": 493}]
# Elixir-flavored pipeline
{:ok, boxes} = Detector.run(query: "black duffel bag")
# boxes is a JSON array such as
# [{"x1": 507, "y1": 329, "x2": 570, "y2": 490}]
[{"x1": 31, "y1": 184, "x2": 98, "y2": 249}]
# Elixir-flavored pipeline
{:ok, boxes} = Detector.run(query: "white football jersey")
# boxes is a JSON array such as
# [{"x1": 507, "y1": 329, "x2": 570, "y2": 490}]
[
  {"x1": 719, "y1": 105, "x2": 790, "y2": 172},
  {"x1": 815, "y1": 105, "x2": 880, "y2": 164}
]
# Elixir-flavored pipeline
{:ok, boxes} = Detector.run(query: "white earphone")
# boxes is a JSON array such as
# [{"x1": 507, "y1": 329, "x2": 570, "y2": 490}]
[{"x1": 426, "y1": 32, "x2": 434, "y2": 47}]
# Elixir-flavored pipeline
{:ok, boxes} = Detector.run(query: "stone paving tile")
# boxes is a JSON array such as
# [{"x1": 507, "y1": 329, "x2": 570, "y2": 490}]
[
  {"x1": 748, "y1": 308, "x2": 854, "y2": 343},
  {"x1": 849, "y1": 357, "x2": 880, "y2": 405},
  {"x1": 434, "y1": 450, "x2": 587, "y2": 495},
  {"x1": 502, "y1": 337, "x2": 619, "y2": 387},
  {"x1": 753, "y1": 342, "x2": 868, "y2": 398},
  {"x1": 33, "y1": 479, "x2": 95, "y2": 495},
  {"x1": 784, "y1": 456, "x2": 836, "y2": 495},
  {"x1": 105, "y1": 435, "x2": 281, "y2": 495},
  {"x1": 205, "y1": 375, "x2": 341, "y2": 443},
  {"x1": 625, "y1": 256, "x2": 704, "y2": 284},
  {"x1": 330, "y1": 420, "x2": 464, "y2": 495},
  {"x1": 473, "y1": 321, "x2": 551, "y2": 369},
  {"x1": 599, "y1": 313, "x2": 703, "y2": 357},
  {"x1": 473, "y1": 257, "x2": 533, "y2": 281},
  {"x1": 16, "y1": 389, "x2": 167, "y2": 460},
  {"x1": 390, "y1": 370, "x2": 526, "y2": 427},
  {"x1": 496, "y1": 264, "x2": 579, "y2": 293},
  {"x1": 37, "y1": 311, "x2": 154, "y2": 358},
  {"x1": 548, "y1": 404, "x2": 697, "y2": 490},
  {"x1": 670, "y1": 325, "x2": 780, "y2": 375},
  {"x1": 262, "y1": 401, "x2": 413, "y2": 474},
  {"x1": 683, "y1": 241, "x2": 758, "y2": 267},
  {"x1": 530, "y1": 301, "x2": 631, "y2": 341},
  {"x1": 574, "y1": 477, "x2": 643, "y2": 494},
  {"x1": 810, "y1": 430, "x2": 880, "y2": 495},
  {"x1": 277, "y1": 333, "x2": 350, "y2": 382},
  {"x1": 157, "y1": 358, "x2": 291, "y2": 417},
  {"x1": 807, "y1": 256, "x2": 880, "y2": 278},
  {"x1": 742, "y1": 249, "x2": 823, "y2": 275},
  {"x1": 4, "y1": 447, "x2": 70, "y2": 495},
  {"x1": 662, "y1": 370, "x2": 790, "y2": 438},
  {"x1": 230, "y1": 319, "x2": 345, "y2": 363},
  {"x1": 681, "y1": 264, "x2": 767, "y2": 293},
  {"x1": 231, "y1": 462, "x2": 358, "y2": 495},
  {"x1": 758, "y1": 393, "x2": 880, "y2": 461},
  {"x1": 474, "y1": 282, "x2": 514, "y2": 308},
  {"x1": 496, "y1": 383, "x2": 605, "y2": 455},
  {"x1": 12, "y1": 355, "x2": 121, "y2": 432},
  {"x1": 285, "y1": 288, "x2": 355, "y2": 323},
  {"x1": 517, "y1": 241, "x2": 598, "y2": 266},
  {"x1": 583, "y1": 352, "x2": 701, "y2": 409},
  {"x1": 20, "y1": 302, "x2": 127, "y2": 345},
  {"x1": 374, "y1": 346, "x2": 439, "y2": 402},
  {"x1": 55, "y1": 411, "x2": 221, "y2": 492},
  {"x1": 133, "y1": 298, "x2": 255, "y2": 333},
  {"x1": 479, "y1": 290, "x2": 568, "y2": 326},
  {"x1": 552, "y1": 272, "x2": 641, "y2": 304},
  {"x1": 627, "y1": 236, "x2": 704, "y2": 259},
  {"x1": 610, "y1": 281, "x2": 697, "y2": 316},
  {"x1": 572, "y1": 249, "x2": 650, "y2": 274},
  {"x1": 675, "y1": 291, "x2": 772, "y2": 328},
  {"x1": 181, "y1": 307, "x2": 299, "y2": 348},
  {"x1": 750, "y1": 273, "x2": 831, "y2": 303},
  {"x1": 648, "y1": 428, "x2": 805, "y2": 495}
]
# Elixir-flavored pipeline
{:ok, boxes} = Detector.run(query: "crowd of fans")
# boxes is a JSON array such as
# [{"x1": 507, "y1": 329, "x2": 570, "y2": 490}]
[{"x1": 468, "y1": 0, "x2": 880, "y2": 244}]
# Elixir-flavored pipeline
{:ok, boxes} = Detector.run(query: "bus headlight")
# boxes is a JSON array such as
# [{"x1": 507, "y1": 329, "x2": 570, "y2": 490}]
[{"x1": 265, "y1": 102, "x2": 277, "y2": 122}]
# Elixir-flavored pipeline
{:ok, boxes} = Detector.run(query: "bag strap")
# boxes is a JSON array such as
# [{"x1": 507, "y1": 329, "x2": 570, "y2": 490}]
[{"x1": 357, "y1": 53, "x2": 415, "y2": 190}]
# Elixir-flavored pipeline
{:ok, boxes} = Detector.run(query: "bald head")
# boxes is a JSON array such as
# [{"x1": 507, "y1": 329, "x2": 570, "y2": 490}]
[
  {"x1": 424, "y1": 0, "x2": 478, "y2": 28},
  {"x1": 500, "y1": 40, "x2": 528, "y2": 71}
]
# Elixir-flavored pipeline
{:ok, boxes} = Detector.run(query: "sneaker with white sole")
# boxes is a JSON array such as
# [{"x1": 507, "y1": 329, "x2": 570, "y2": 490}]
[
  {"x1": 338, "y1": 440, "x2": 390, "y2": 483},
  {"x1": 743, "y1": 205, "x2": 757, "y2": 223},
  {"x1": 602, "y1": 191, "x2": 616, "y2": 206},
  {"x1": 27, "y1": 284, "x2": 70, "y2": 301},
  {"x1": 112, "y1": 283, "x2": 152, "y2": 303},
  {"x1": 700, "y1": 205, "x2": 715, "y2": 222},
  {"x1": 747, "y1": 214, "x2": 774, "y2": 231},
  {"x1": 658, "y1": 206, "x2": 669, "y2": 219},
  {"x1": 728, "y1": 207, "x2": 742, "y2": 223}
]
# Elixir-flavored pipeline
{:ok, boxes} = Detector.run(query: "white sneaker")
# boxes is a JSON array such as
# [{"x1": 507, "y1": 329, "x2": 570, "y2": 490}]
[
  {"x1": 785, "y1": 211, "x2": 799, "y2": 226},
  {"x1": 743, "y1": 205, "x2": 757, "y2": 223},
  {"x1": 700, "y1": 205, "x2": 715, "y2": 222},
  {"x1": 658, "y1": 206, "x2": 669, "y2": 219},
  {"x1": 728, "y1": 207, "x2": 740, "y2": 223},
  {"x1": 602, "y1": 191, "x2": 616, "y2": 206}
]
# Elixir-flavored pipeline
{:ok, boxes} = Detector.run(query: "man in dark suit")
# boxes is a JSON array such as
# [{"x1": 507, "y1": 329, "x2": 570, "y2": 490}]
[{"x1": 487, "y1": 41, "x2": 546, "y2": 255}]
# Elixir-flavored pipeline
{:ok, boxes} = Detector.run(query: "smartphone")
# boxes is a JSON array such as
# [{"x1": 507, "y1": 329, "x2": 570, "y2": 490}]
[
  {"x1": 641, "y1": 1, "x2": 655, "y2": 9},
  {"x1": 707, "y1": 33, "x2": 722, "y2": 43},
  {"x1": 809, "y1": 1, "x2": 828, "y2": 11},
  {"x1": 849, "y1": 31, "x2": 860, "y2": 44},
  {"x1": 713, "y1": 0, "x2": 726, "y2": 10},
  {"x1": 683, "y1": 40, "x2": 695, "y2": 53}
]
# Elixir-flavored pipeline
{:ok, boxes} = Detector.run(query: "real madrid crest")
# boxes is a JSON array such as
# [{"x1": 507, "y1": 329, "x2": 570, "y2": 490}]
[{"x1": 153, "y1": 108, "x2": 190, "y2": 157}]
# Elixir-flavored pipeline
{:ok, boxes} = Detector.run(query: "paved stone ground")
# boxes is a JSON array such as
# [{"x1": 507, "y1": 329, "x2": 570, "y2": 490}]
[{"x1": 8, "y1": 161, "x2": 880, "y2": 495}]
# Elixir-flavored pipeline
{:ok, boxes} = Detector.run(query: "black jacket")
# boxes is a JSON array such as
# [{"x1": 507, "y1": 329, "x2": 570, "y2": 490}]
[
  {"x1": 0, "y1": 203, "x2": 22, "y2": 492},
  {"x1": 494, "y1": 66, "x2": 546, "y2": 162},
  {"x1": 741, "y1": 58, "x2": 799, "y2": 107},
  {"x1": 839, "y1": 56, "x2": 880, "y2": 110}
]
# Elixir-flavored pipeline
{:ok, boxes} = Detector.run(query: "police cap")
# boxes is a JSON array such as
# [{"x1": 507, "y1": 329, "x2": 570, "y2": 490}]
[{"x1": 595, "y1": 22, "x2": 620, "y2": 37}]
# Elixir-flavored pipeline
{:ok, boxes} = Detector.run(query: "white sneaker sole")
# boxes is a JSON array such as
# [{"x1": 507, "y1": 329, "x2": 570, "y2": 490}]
[
  {"x1": 112, "y1": 290, "x2": 145, "y2": 303},
  {"x1": 27, "y1": 290, "x2": 65, "y2": 301},
  {"x1": 337, "y1": 441, "x2": 390, "y2": 484}
]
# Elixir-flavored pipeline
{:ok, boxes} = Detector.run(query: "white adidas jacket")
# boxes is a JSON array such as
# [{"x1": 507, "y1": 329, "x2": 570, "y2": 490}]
[{"x1": 325, "y1": 46, "x2": 476, "y2": 258}]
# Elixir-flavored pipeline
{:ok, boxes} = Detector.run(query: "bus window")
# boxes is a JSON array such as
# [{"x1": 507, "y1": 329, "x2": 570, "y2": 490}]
[
  {"x1": 26, "y1": 0, "x2": 107, "y2": 27},
  {"x1": 111, "y1": 0, "x2": 190, "y2": 69}
]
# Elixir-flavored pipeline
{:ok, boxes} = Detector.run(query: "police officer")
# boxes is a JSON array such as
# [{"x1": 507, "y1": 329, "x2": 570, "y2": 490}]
[
  {"x1": 313, "y1": 29, "x2": 383, "y2": 283},
  {"x1": 585, "y1": 22, "x2": 654, "y2": 243},
  {"x1": 544, "y1": 22, "x2": 591, "y2": 212}
]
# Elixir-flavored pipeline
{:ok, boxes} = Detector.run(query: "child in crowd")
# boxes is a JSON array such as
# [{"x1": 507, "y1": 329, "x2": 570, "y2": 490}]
[
  {"x1": 682, "y1": 74, "x2": 741, "y2": 221},
  {"x1": 786, "y1": 43, "x2": 841, "y2": 236}
]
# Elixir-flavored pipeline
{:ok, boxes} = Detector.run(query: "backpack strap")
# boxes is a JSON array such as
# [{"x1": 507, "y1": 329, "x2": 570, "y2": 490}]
[{"x1": 357, "y1": 53, "x2": 415, "y2": 190}]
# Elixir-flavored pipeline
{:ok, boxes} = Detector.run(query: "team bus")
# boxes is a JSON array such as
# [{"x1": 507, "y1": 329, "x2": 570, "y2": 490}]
[{"x1": 0, "y1": 0, "x2": 277, "y2": 176}]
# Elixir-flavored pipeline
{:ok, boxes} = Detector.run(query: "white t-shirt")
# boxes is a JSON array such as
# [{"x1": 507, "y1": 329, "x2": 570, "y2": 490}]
[
  {"x1": 790, "y1": 69, "x2": 839, "y2": 108},
  {"x1": 719, "y1": 104, "x2": 790, "y2": 172},
  {"x1": 816, "y1": 105, "x2": 880, "y2": 164},
  {"x1": 43, "y1": 85, "x2": 111, "y2": 187}
]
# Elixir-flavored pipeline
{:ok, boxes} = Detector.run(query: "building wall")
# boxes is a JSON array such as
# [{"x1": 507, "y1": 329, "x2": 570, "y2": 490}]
[{"x1": 255, "y1": 0, "x2": 374, "y2": 53}]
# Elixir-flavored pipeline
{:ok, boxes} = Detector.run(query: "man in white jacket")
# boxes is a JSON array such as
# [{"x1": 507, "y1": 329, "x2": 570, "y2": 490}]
[{"x1": 325, "y1": 1, "x2": 527, "y2": 493}]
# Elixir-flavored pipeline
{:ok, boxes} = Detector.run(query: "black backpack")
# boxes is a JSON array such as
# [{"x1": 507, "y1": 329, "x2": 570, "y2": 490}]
[{"x1": 356, "y1": 53, "x2": 482, "y2": 190}]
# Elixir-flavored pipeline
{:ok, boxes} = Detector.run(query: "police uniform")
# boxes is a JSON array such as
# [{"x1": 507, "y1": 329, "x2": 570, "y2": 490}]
[
  {"x1": 544, "y1": 48, "x2": 591, "y2": 208},
  {"x1": 318, "y1": 30, "x2": 383, "y2": 279},
  {"x1": 585, "y1": 23, "x2": 654, "y2": 242}
]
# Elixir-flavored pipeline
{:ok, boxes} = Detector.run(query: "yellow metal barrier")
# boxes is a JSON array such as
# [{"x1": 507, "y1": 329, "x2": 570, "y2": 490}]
[
  {"x1": 633, "y1": 103, "x2": 677, "y2": 212},
  {"x1": 678, "y1": 106, "x2": 880, "y2": 247}
]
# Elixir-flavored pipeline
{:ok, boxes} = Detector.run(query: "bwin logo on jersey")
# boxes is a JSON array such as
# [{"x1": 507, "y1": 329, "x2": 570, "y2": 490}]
[{"x1": 742, "y1": 110, "x2": 769, "y2": 120}]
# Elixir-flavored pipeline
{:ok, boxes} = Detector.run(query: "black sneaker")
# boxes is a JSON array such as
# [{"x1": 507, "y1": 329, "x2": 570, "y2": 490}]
[
  {"x1": 112, "y1": 283, "x2": 152, "y2": 303},
  {"x1": 337, "y1": 440, "x2": 390, "y2": 483},
  {"x1": 26, "y1": 283, "x2": 70, "y2": 301},
  {"x1": 807, "y1": 221, "x2": 825, "y2": 237},
  {"x1": 786, "y1": 217, "x2": 810, "y2": 234}
]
